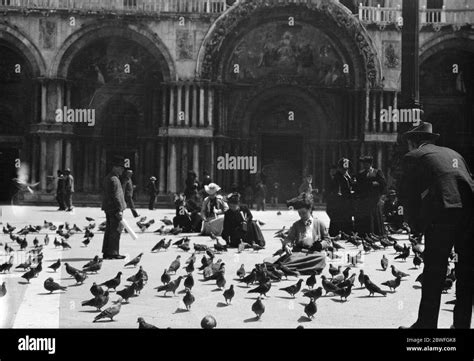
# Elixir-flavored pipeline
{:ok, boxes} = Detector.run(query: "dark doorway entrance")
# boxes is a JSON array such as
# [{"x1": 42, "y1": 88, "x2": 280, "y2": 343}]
[
  {"x1": 261, "y1": 134, "x2": 303, "y2": 201},
  {"x1": 0, "y1": 148, "x2": 19, "y2": 204}
]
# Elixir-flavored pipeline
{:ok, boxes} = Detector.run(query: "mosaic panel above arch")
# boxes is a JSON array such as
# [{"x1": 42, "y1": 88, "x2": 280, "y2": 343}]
[{"x1": 225, "y1": 21, "x2": 350, "y2": 88}]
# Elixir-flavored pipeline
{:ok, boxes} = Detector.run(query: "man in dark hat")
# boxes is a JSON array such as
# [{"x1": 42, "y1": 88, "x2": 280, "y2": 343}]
[
  {"x1": 101, "y1": 156, "x2": 127, "y2": 260},
  {"x1": 354, "y1": 155, "x2": 386, "y2": 236},
  {"x1": 122, "y1": 169, "x2": 139, "y2": 218},
  {"x1": 400, "y1": 122, "x2": 474, "y2": 329},
  {"x1": 63, "y1": 168, "x2": 74, "y2": 211}
]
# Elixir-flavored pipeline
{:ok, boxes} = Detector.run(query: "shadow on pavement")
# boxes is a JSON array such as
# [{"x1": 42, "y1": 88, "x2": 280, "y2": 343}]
[
  {"x1": 243, "y1": 316, "x2": 260, "y2": 323},
  {"x1": 297, "y1": 315, "x2": 312, "y2": 323}
]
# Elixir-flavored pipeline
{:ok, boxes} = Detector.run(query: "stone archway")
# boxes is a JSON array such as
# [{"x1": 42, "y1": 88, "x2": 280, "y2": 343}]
[
  {"x1": 51, "y1": 21, "x2": 175, "y2": 81},
  {"x1": 0, "y1": 21, "x2": 47, "y2": 77},
  {"x1": 420, "y1": 37, "x2": 474, "y2": 167},
  {"x1": 51, "y1": 22, "x2": 176, "y2": 194},
  {"x1": 0, "y1": 28, "x2": 43, "y2": 202},
  {"x1": 196, "y1": 0, "x2": 381, "y2": 88}
]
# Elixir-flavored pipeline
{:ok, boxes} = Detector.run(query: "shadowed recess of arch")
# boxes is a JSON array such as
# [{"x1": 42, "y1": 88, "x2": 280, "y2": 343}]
[
  {"x1": 101, "y1": 98, "x2": 139, "y2": 148},
  {"x1": 241, "y1": 85, "x2": 332, "y2": 139},
  {"x1": 53, "y1": 22, "x2": 174, "y2": 81},
  {"x1": 0, "y1": 23, "x2": 47, "y2": 77},
  {"x1": 0, "y1": 41, "x2": 36, "y2": 135},
  {"x1": 65, "y1": 35, "x2": 164, "y2": 119}
]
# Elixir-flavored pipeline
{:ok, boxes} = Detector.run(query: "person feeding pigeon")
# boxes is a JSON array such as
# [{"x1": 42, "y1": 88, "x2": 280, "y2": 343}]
[
  {"x1": 221, "y1": 192, "x2": 265, "y2": 248},
  {"x1": 200, "y1": 183, "x2": 228, "y2": 236},
  {"x1": 101, "y1": 155, "x2": 127, "y2": 260},
  {"x1": 264, "y1": 192, "x2": 330, "y2": 275},
  {"x1": 399, "y1": 121, "x2": 474, "y2": 329}
]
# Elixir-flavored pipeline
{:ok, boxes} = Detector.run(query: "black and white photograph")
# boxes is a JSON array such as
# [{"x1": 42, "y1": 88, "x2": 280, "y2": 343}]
[{"x1": 0, "y1": 0, "x2": 473, "y2": 358}]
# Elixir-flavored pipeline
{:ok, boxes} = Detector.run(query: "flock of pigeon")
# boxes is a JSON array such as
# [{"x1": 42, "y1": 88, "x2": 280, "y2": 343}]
[{"x1": 0, "y1": 216, "x2": 458, "y2": 328}]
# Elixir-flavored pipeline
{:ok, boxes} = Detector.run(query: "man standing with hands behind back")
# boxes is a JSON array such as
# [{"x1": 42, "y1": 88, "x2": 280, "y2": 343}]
[
  {"x1": 101, "y1": 155, "x2": 127, "y2": 260},
  {"x1": 400, "y1": 122, "x2": 474, "y2": 329},
  {"x1": 64, "y1": 168, "x2": 74, "y2": 211}
]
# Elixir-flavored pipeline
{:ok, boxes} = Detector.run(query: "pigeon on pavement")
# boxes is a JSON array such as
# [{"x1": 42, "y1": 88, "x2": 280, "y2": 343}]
[
  {"x1": 251, "y1": 297, "x2": 265, "y2": 319},
  {"x1": 223, "y1": 285, "x2": 235, "y2": 304},
  {"x1": 100, "y1": 272, "x2": 122, "y2": 291},
  {"x1": 44, "y1": 278, "x2": 67, "y2": 293},
  {"x1": 124, "y1": 253, "x2": 143, "y2": 268},
  {"x1": 93, "y1": 299, "x2": 122, "y2": 322},
  {"x1": 364, "y1": 275, "x2": 387, "y2": 296},
  {"x1": 279, "y1": 279, "x2": 303, "y2": 298},
  {"x1": 304, "y1": 298, "x2": 317, "y2": 319},
  {"x1": 137, "y1": 317, "x2": 158, "y2": 329}
]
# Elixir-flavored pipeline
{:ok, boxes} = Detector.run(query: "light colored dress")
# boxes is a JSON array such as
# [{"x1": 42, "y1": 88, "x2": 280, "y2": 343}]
[{"x1": 200, "y1": 195, "x2": 229, "y2": 236}]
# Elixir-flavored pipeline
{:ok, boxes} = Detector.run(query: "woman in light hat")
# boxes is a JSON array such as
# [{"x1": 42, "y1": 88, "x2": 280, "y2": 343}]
[{"x1": 200, "y1": 183, "x2": 228, "y2": 236}]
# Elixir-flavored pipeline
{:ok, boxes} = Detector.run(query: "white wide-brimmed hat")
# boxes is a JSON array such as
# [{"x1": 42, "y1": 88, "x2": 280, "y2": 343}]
[{"x1": 204, "y1": 183, "x2": 221, "y2": 195}]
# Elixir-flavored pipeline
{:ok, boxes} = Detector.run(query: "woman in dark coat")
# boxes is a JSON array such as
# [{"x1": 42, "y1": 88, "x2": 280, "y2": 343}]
[
  {"x1": 221, "y1": 193, "x2": 265, "y2": 247},
  {"x1": 265, "y1": 193, "x2": 330, "y2": 275},
  {"x1": 173, "y1": 193, "x2": 203, "y2": 232},
  {"x1": 354, "y1": 156, "x2": 387, "y2": 236},
  {"x1": 327, "y1": 158, "x2": 355, "y2": 236}
]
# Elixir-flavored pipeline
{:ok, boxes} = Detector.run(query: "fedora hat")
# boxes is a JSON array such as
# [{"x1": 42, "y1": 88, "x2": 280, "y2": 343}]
[
  {"x1": 111, "y1": 155, "x2": 125, "y2": 167},
  {"x1": 403, "y1": 122, "x2": 439, "y2": 140},
  {"x1": 204, "y1": 183, "x2": 221, "y2": 195}
]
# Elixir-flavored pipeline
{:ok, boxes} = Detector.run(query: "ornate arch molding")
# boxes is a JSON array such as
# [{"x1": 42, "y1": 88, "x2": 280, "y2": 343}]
[
  {"x1": 420, "y1": 32, "x2": 474, "y2": 64},
  {"x1": 50, "y1": 20, "x2": 176, "y2": 81},
  {"x1": 196, "y1": 0, "x2": 380, "y2": 88},
  {"x1": 0, "y1": 21, "x2": 47, "y2": 77},
  {"x1": 236, "y1": 84, "x2": 335, "y2": 138}
]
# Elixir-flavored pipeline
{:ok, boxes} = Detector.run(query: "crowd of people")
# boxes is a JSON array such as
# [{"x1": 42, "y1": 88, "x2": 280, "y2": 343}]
[
  {"x1": 49, "y1": 121, "x2": 473, "y2": 329},
  {"x1": 325, "y1": 155, "x2": 388, "y2": 238}
]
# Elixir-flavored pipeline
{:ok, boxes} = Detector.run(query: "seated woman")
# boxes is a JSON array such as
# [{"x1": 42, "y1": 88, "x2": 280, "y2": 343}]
[
  {"x1": 221, "y1": 193, "x2": 265, "y2": 248},
  {"x1": 173, "y1": 193, "x2": 202, "y2": 232},
  {"x1": 265, "y1": 193, "x2": 330, "y2": 275},
  {"x1": 200, "y1": 183, "x2": 228, "y2": 236}
]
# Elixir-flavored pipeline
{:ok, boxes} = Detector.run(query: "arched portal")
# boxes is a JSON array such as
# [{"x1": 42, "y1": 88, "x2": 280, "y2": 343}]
[
  {"x1": 0, "y1": 39, "x2": 37, "y2": 202},
  {"x1": 199, "y1": 1, "x2": 378, "y2": 196},
  {"x1": 238, "y1": 85, "x2": 334, "y2": 200},
  {"x1": 420, "y1": 45, "x2": 474, "y2": 167},
  {"x1": 197, "y1": 0, "x2": 381, "y2": 87},
  {"x1": 59, "y1": 31, "x2": 170, "y2": 193}
]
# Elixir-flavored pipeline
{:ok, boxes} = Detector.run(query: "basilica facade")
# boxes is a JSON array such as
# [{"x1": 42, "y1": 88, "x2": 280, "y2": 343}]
[{"x1": 0, "y1": 0, "x2": 473, "y2": 203}]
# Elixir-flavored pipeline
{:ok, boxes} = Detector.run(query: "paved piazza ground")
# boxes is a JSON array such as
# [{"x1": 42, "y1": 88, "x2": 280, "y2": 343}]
[{"x1": 0, "y1": 205, "x2": 464, "y2": 329}]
